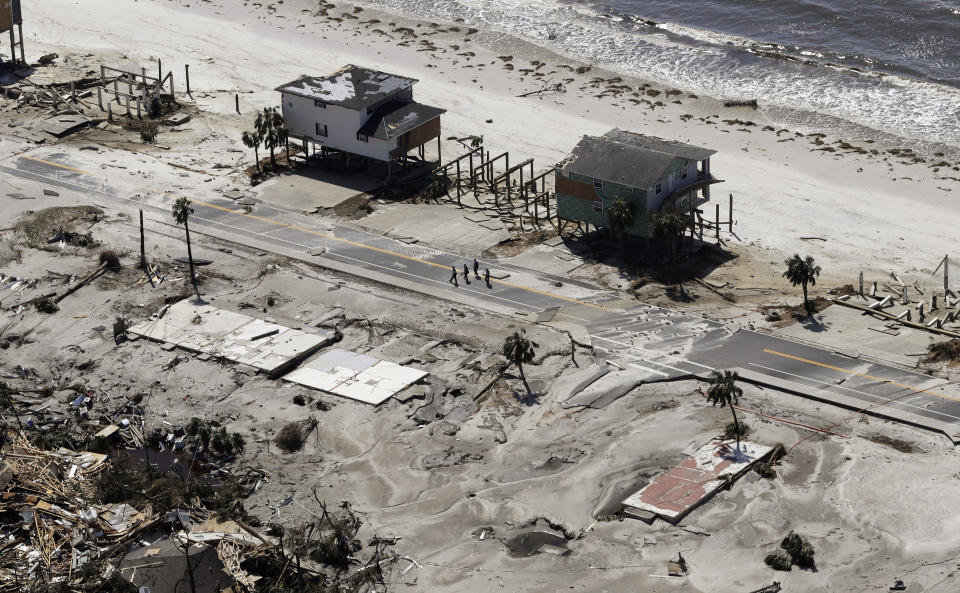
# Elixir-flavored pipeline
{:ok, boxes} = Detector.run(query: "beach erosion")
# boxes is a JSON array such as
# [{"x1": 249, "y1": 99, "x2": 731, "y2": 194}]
[{"x1": 25, "y1": 0, "x2": 960, "y2": 286}]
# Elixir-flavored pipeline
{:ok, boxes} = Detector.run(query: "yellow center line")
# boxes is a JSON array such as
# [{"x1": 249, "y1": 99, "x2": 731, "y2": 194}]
[
  {"x1": 762, "y1": 348, "x2": 960, "y2": 403},
  {"x1": 23, "y1": 155, "x2": 91, "y2": 175},
  {"x1": 23, "y1": 154, "x2": 601, "y2": 309}
]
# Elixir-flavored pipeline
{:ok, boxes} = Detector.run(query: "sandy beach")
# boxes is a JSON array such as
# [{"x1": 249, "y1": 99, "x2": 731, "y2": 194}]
[{"x1": 16, "y1": 0, "x2": 960, "y2": 288}]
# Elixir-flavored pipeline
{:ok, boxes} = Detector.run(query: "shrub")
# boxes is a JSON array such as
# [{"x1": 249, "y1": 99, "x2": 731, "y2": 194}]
[
  {"x1": 140, "y1": 125, "x2": 158, "y2": 143},
  {"x1": 34, "y1": 297, "x2": 59, "y2": 314},
  {"x1": 764, "y1": 550, "x2": 792, "y2": 571},
  {"x1": 924, "y1": 340, "x2": 960, "y2": 364},
  {"x1": 113, "y1": 316, "x2": 129, "y2": 341},
  {"x1": 724, "y1": 421, "x2": 751, "y2": 440},
  {"x1": 275, "y1": 422, "x2": 306, "y2": 453},
  {"x1": 292, "y1": 394, "x2": 306, "y2": 406},
  {"x1": 99, "y1": 249, "x2": 121, "y2": 270},
  {"x1": 781, "y1": 531, "x2": 816, "y2": 569},
  {"x1": 754, "y1": 461, "x2": 776, "y2": 479}
]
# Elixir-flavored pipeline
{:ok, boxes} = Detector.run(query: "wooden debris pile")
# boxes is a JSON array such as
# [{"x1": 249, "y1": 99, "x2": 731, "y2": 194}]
[{"x1": 0, "y1": 434, "x2": 155, "y2": 590}]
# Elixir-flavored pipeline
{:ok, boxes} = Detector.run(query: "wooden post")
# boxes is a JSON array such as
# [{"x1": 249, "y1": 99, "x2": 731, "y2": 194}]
[
  {"x1": 235, "y1": 93, "x2": 240, "y2": 114},
  {"x1": 113, "y1": 80, "x2": 119, "y2": 103},
  {"x1": 139, "y1": 210, "x2": 146, "y2": 271},
  {"x1": 715, "y1": 202, "x2": 720, "y2": 240},
  {"x1": 125, "y1": 95, "x2": 131, "y2": 116},
  {"x1": 136, "y1": 97, "x2": 142, "y2": 119},
  {"x1": 158, "y1": 59, "x2": 162, "y2": 83},
  {"x1": 185, "y1": 64, "x2": 191, "y2": 95},
  {"x1": 101, "y1": 65, "x2": 106, "y2": 87},
  {"x1": 437, "y1": 136, "x2": 441, "y2": 168},
  {"x1": 9, "y1": 28, "x2": 15, "y2": 62},
  {"x1": 943, "y1": 255, "x2": 950, "y2": 295},
  {"x1": 455, "y1": 160, "x2": 462, "y2": 205},
  {"x1": 97, "y1": 87, "x2": 103, "y2": 110},
  {"x1": 17, "y1": 23, "x2": 23, "y2": 64},
  {"x1": 728, "y1": 193, "x2": 733, "y2": 232},
  {"x1": 858, "y1": 271, "x2": 864, "y2": 296},
  {"x1": 107, "y1": 102, "x2": 112, "y2": 123}
]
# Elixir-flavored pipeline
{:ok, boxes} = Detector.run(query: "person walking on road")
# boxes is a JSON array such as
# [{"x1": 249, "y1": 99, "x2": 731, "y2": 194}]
[
  {"x1": 473, "y1": 258, "x2": 480, "y2": 279},
  {"x1": 484, "y1": 268, "x2": 491, "y2": 288},
  {"x1": 449, "y1": 265, "x2": 458, "y2": 286},
  {"x1": 463, "y1": 264, "x2": 471, "y2": 284}
]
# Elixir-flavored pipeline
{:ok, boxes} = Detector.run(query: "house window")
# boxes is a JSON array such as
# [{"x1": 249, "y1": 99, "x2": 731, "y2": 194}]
[
  {"x1": 314, "y1": 99, "x2": 326, "y2": 109},
  {"x1": 655, "y1": 182, "x2": 662, "y2": 194},
  {"x1": 681, "y1": 167, "x2": 688, "y2": 180},
  {"x1": 593, "y1": 179, "x2": 603, "y2": 190},
  {"x1": 357, "y1": 133, "x2": 369, "y2": 143},
  {"x1": 593, "y1": 201, "x2": 603, "y2": 214},
  {"x1": 315, "y1": 123, "x2": 328, "y2": 137}
]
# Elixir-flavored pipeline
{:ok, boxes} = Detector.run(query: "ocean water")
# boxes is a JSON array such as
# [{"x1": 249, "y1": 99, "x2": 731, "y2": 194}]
[{"x1": 359, "y1": 0, "x2": 960, "y2": 149}]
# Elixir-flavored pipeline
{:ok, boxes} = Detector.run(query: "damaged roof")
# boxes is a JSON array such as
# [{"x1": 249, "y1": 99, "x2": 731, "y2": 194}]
[
  {"x1": 560, "y1": 129, "x2": 716, "y2": 189},
  {"x1": 276, "y1": 65, "x2": 418, "y2": 110},
  {"x1": 603, "y1": 129, "x2": 716, "y2": 162},
  {"x1": 357, "y1": 101, "x2": 445, "y2": 140}
]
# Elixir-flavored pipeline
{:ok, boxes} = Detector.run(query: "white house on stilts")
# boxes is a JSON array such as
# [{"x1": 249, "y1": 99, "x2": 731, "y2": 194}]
[{"x1": 276, "y1": 65, "x2": 446, "y2": 178}]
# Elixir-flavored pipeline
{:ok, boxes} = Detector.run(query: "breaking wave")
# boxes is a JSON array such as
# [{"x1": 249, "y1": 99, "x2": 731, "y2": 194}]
[{"x1": 358, "y1": 0, "x2": 960, "y2": 148}]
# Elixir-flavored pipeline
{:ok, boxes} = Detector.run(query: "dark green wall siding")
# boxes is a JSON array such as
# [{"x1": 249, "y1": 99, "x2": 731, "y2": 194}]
[{"x1": 556, "y1": 171, "x2": 650, "y2": 237}]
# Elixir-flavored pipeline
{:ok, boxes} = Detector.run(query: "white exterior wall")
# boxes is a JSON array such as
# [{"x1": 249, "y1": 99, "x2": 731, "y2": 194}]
[{"x1": 281, "y1": 93, "x2": 397, "y2": 161}]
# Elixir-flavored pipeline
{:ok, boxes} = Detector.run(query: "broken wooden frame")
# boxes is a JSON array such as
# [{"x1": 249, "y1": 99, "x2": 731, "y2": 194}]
[{"x1": 97, "y1": 64, "x2": 176, "y2": 121}]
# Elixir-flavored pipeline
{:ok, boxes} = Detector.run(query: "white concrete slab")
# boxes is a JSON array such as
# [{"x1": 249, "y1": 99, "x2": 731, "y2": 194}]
[
  {"x1": 283, "y1": 348, "x2": 428, "y2": 405},
  {"x1": 129, "y1": 301, "x2": 334, "y2": 377}
]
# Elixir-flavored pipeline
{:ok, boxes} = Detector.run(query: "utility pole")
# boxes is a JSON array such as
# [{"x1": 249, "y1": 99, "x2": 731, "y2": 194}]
[{"x1": 139, "y1": 210, "x2": 146, "y2": 270}]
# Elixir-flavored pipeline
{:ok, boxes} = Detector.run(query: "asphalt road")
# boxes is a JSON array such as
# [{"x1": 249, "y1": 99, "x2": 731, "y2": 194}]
[{"x1": 6, "y1": 152, "x2": 960, "y2": 438}]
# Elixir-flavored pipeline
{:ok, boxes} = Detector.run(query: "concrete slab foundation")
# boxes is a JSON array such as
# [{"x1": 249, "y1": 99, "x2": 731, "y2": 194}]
[
  {"x1": 129, "y1": 301, "x2": 334, "y2": 378},
  {"x1": 622, "y1": 439, "x2": 772, "y2": 523},
  {"x1": 283, "y1": 348, "x2": 428, "y2": 405}
]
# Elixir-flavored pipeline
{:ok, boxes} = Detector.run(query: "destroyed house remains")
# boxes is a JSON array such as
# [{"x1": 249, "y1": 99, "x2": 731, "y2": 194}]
[
  {"x1": 276, "y1": 64, "x2": 446, "y2": 164},
  {"x1": 555, "y1": 129, "x2": 720, "y2": 238}
]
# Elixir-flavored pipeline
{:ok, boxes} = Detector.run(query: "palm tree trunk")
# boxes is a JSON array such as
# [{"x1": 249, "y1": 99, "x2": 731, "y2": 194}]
[
  {"x1": 269, "y1": 144, "x2": 276, "y2": 168},
  {"x1": 254, "y1": 146, "x2": 260, "y2": 172},
  {"x1": 184, "y1": 217, "x2": 200, "y2": 302},
  {"x1": 802, "y1": 281, "x2": 809, "y2": 314},
  {"x1": 729, "y1": 403, "x2": 741, "y2": 451},
  {"x1": 517, "y1": 362, "x2": 532, "y2": 395}
]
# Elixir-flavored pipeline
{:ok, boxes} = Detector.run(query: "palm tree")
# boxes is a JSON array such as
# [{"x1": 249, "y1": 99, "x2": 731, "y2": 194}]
[
  {"x1": 706, "y1": 369, "x2": 744, "y2": 450},
  {"x1": 607, "y1": 197, "x2": 634, "y2": 255},
  {"x1": 241, "y1": 129, "x2": 263, "y2": 173},
  {"x1": 783, "y1": 254, "x2": 821, "y2": 314},
  {"x1": 503, "y1": 329, "x2": 538, "y2": 394},
  {"x1": 172, "y1": 197, "x2": 201, "y2": 302},
  {"x1": 258, "y1": 107, "x2": 288, "y2": 169},
  {"x1": 651, "y1": 210, "x2": 687, "y2": 260}
]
